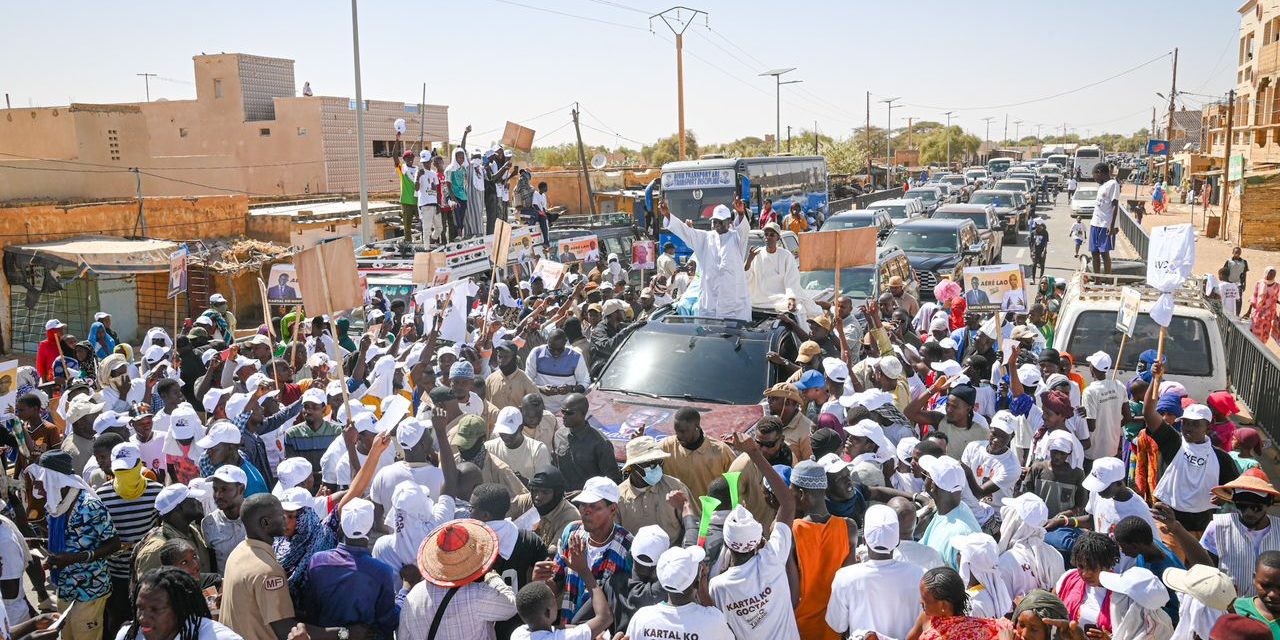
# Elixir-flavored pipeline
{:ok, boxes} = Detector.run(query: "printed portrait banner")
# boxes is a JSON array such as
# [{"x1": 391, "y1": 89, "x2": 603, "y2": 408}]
[
  {"x1": 961, "y1": 264, "x2": 1028, "y2": 312},
  {"x1": 266, "y1": 264, "x2": 302, "y2": 305},
  {"x1": 167, "y1": 245, "x2": 188, "y2": 299},
  {"x1": 631, "y1": 240, "x2": 657, "y2": 270},
  {"x1": 556, "y1": 235, "x2": 600, "y2": 265},
  {"x1": 533, "y1": 259, "x2": 566, "y2": 287},
  {"x1": 1117, "y1": 286, "x2": 1142, "y2": 337},
  {"x1": 0, "y1": 360, "x2": 16, "y2": 418}
]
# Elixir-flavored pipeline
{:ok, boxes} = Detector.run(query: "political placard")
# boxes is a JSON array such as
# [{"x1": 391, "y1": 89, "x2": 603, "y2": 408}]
[
  {"x1": 533, "y1": 258, "x2": 566, "y2": 287},
  {"x1": 797, "y1": 227, "x2": 878, "y2": 271},
  {"x1": 960, "y1": 264, "x2": 1028, "y2": 312},
  {"x1": 294, "y1": 236, "x2": 362, "y2": 317},
  {"x1": 557, "y1": 235, "x2": 600, "y2": 265},
  {"x1": 1146, "y1": 139, "x2": 1169, "y2": 156},
  {"x1": 1116, "y1": 286, "x2": 1141, "y2": 337},
  {"x1": 0, "y1": 360, "x2": 16, "y2": 418},
  {"x1": 266, "y1": 264, "x2": 302, "y2": 305},
  {"x1": 631, "y1": 240, "x2": 656, "y2": 270},
  {"x1": 167, "y1": 245, "x2": 188, "y2": 299}
]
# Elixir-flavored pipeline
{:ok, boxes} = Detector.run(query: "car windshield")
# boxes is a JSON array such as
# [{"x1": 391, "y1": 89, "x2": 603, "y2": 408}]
[
  {"x1": 663, "y1": 186, "x2": 736, "y2": 222},
  {"x1": 1074, "y1": 189, "x2": 1098, "y2": 201},
  {"x1": 872, "y1": 205, "x2": 908, "y2": 220},
  {"x1": 1064, "y1": 311, "x2": 1212, "y2": 376},
  {"x1": 996, "y1": 181, "x2": 1026, "y2": 191},
  {"x1": 799, "y1": 267, "x2": 878, "y2": 299},
  {"x1": 971, "y1": 193, "x2": 1014, "y2": 207},
  {"x1": 913, "y1": 191, "x2": 938, "y2": 203},
  {"x1": 885, "y1": 228, "x2": 958, "y2": 254},
  {"x1": 935, "y1": 212, "x2": 988, "y2": 229},
  {"x1": 596, "y1": 326, "x2": 770, "y2": 405},
  {"x1": 943, "y1": 177, "x2": 965, "y2": 185},
  {"x1": 824, "y1": 215, "x2": 874, "y2": 231}
]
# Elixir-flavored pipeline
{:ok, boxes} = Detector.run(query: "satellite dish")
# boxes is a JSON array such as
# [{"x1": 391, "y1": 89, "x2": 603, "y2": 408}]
[
  {"x1": 393, "y1": 118, "x2": 407, "y2": 135},
  {"x1": 590, "y1": 153, "x2": 608, "y2": 170}
]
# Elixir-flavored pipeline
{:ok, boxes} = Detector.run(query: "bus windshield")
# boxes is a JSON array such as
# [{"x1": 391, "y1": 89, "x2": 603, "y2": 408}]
[{"x1": 663, "y1": 186, "x2": 736, "y2": 222}]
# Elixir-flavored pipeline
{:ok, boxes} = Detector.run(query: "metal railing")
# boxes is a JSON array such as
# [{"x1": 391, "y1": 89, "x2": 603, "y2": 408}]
[
  {"x1": 1116, "y1": 203, "x2": 1149, "y2": 260},
  {"x1": 1217, "y1": 308, "x2": 1280, "y2": 441}
]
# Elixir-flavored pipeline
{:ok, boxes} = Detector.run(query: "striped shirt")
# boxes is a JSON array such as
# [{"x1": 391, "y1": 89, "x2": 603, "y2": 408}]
[
  {"x1": 94, "y1": 480, "x2": 163, "y2": 579},
  {"x1": 553, "y1": 522, "x2": 632, "y2": 622}
]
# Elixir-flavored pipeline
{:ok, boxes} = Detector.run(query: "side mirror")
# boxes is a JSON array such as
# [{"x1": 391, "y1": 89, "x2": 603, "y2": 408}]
[{"x1": 964, "y1": 243, "x2": 984, "y2": 256}]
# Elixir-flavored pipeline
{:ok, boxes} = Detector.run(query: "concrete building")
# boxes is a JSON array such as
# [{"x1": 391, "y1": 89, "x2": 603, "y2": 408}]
[{"x1": 0, "y1": 52, "x2": 449, "y2": 204}]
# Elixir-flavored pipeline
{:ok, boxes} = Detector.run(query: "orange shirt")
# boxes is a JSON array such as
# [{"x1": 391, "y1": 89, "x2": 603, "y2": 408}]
[
  {"x1": 785, "y1": 215, "x2": 809, "y2": 234},
  {"x1": 794, "y1": 516, "x2": 851, "y2": 640}
]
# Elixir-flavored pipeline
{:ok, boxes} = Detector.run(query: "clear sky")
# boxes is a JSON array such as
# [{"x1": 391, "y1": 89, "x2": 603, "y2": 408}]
[{"x1": 2, "y1": 1, "x2": 1241, "y2": 150}]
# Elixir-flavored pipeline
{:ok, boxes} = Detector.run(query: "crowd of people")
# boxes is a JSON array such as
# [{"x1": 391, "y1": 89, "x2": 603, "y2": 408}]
[{"x1": 0, "y1": 188, "x2": 1277, "y2": 640}]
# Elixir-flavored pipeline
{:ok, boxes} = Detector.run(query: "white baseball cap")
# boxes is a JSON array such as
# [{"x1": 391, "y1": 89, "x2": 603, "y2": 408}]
[
  {"x1": 92, "y1": 410, "x2": 127, "y2": 435},
  {"x1": 143, "y1": 345, "x2": 167, "y2": 364},
  {"x1": 839, "y1": 389, "x2": 893, "y2": 410},
  {"x1": 1086, "y1": 351, "x2": 1112, "y2": 372},
  {"x1": 1162, "y1": 564, "x2": 1238, "y2": 611},
  {"x1": 202, "y1": 387, "x2": 234, "y2": 414},
  {"x1": 201, "y1": 349, "x2": 219, "y2": 366},
  {"x1": 631, "y1": 525, "x2": 671, "y2": 567},
  {"x1": 656, "y1": 544, "x2": 707, "y2": 592},
  {"x1": 352, "y1": 411, "x2": 378, "y2": 434},
  {"x1": 494, "y1": 406, "x2": 523, "y2": 436},
  {"x1": 572, "y1": 477, "x2": 621, "y2": 504},
  {"x1": 397, "y1": 418, "x2": 428, "y2": 449},
  {"x1": 1184, "y1": 404, "x2": 1213, "y2": 422},
  {"x1": 211, "y1": 464, "x2": 248, "y2": 486},
  {"x1": 300, "y1": 388, "x2": 327, "y2": 406},
  {"x1": 94, "y1": 312, "x2": 111, "y2": 321},
  {"x1": 930, "y1": 360, "x2": 963, "y2": 377},
  {"x1": 1082, "y1": 457, "x2": 1126, "y2": 493},
  {"x1": 822, "y1": 357, "x2": 850, "y2": 385},
  {"x1": 306, "y1": 352, "x2": 331, "y2": 369},
  {"x1": 937, "y1": 337, "x2": 958, "y2": 350},
  {"x1": 45, "y1": 319, "x2": 66, "y2": 331},
  {"x1": 989, "y1": 410, "x2": 1017, "y2": 435},
  {"x1": 155, "y1": 484, "x2": 192, "y2": 516},
  {"x1": 1017, "y1": 363, "x2": 1042, "y2": 387},
  {"x1": 194, "y1": 315, "x2": 214, "y2": 327},
  {"x1": 918, "y1": 455, "x2": 965, "y2": 493},
  {"x1": 863, "y1": 504, "x2": 900, "y2": 554},
  {"x1": 224, "y1": 393, "x2": 252, "y2": 420},
  {"x1": 110, "y1": 442, "x2": 142, "y2": 471},
  {"x1": 843, "y1": 419, "x2": 893, "y2": 455},
  {"x1": 196, "y1": 421, "x2": 241, "y2": 449},
  {"x1": 877, "y1": 356, "x2": 904, "y2": 379},
  {"x1": 817, "y1": 452, "x2": 850, "y2": 474},
  {"x1": 710, "y1": 204, "x2": 733, "y2": 221},
  {"x1": 209, "y1": 293, "x2": 227, "y2": 304},
  {"x1": 232, "y1": 356, "x2": 257, "y2": 373},
  {"x1": 340, "y1": 498, "x2": 376, "y2": 539},
  {"x1": 246, "y1": 372, "x2": 273, "y2": 390},
  {"x1": 169, "y1": 401, "x2": 199, "y2": 431},
  {"x1": 1099, "y1": 567, "x2": 1170, "y2": 611},
  {"x1": 275, "y1": 458, "x2": 313, "y2": 492},
  {"x1": 279, "y1": 487, "x2": 312, "y2": 512}
]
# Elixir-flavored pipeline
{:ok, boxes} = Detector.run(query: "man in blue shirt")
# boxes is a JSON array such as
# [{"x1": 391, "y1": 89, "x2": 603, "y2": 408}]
[
  {"x1": 302, "y1": 497, "x2": 400, "y2": 636},
  {"x1": 1114, "y1": 515, "x2": 1183, "y2": 626}
]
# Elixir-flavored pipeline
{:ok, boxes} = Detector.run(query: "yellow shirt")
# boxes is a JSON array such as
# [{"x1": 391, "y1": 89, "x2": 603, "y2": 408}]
[
  {"x1": 782, "y1": 413, "x2": 814, "y2": 462},
  {"x1": 523, "y1": 411, "x2": 559, "y2": 452},
  {"x1": 485, "y1": 369, "x2": 540, "y2": 413},
  {"x1": 616, "y1": 475, "x2": 691, "y2": 543},
  {"x1": 658, "y1": 435, "x2": 737, "y2": 505},
  {"x1": 220, "y1": 539, "x2": 294, "y2": 640}
]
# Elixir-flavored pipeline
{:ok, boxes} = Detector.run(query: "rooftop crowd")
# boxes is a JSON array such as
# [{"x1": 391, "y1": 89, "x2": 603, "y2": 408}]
[{"x1": 0, "y1": 194, "x2": 1276, "y2": 640}]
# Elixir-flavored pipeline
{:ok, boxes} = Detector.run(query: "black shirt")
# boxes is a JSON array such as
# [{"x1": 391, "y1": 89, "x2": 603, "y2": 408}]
[
  {"x1": 494, "y1": 528, "x2": 551, "y2": 640},
  {"x1": 553, "y1": 426, "x2": 623, "y2": 491}
]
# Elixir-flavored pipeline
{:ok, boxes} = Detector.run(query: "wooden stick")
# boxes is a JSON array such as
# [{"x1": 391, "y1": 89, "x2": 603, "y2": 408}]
[
  {"x1": 1111, "y1": 333, "x2": 1129, "y2": 381},
  {"x1": 1152, "y1": 326, "x2": 1168, "y2": 389},
  {"x1": 314, "y1": 256, "x2": 353, "y2": 426}
]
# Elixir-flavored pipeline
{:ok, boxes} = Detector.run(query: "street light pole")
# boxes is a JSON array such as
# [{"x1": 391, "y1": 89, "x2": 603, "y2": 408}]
[
  {"x1": 982, "y1": 116, "x2": 994, "y2": 160},
  {"x1": 880, "y1": 97, "x2": 899, "y2": 178},
  {"x1": 761, "y1": 68, "x2": 801, "y2": 153},
  {"x1": 944, "y1": 111, "x2": 955, "y2": 168},
  {"x1": 651, "y1": 6, "x2": 707, "y2": 161},
  {"x1": 351, "y1": 0, "x2": 371, "y2": 242},
  {"x1": 136, "y1": 73, "x2": 157, "y2": 102}
]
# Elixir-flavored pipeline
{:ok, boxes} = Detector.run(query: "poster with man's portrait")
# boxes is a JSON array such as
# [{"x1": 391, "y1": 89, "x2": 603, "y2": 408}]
[
  {"x1": 961, "y1": 264, "x2": 1027, "y2": 312},
  {"x1": 0, "y1": 360, "x2": 18, "y2": 418},
  {"x1": 267, "y1": 264, "x2": 302, "y2": 305},
  {"x1": 556, "y1": 236, "x2": 600, "y2": 265},
  {"x1": 631, "y1": 240, "x2": 656, "y2": 270},
  {"x1": 168, "y1": 245, "x2": 188, "y2": 299}
]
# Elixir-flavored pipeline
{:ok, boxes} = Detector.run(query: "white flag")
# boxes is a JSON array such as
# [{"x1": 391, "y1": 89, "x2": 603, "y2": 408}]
[{"x1": 1145, "y1": 224, "x2": 1197, "y2": 327}]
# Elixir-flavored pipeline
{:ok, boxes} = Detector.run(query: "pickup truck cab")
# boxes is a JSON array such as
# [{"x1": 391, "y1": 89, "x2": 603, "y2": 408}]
[
  {"x1": 1055, "y1": 273, "x2": 1227, "y2": 401},
  {"x1": 823, "y1": 209, "x2": 895, "y2": 240},
  {"x1": 968, "y1": 189, "x2": 1026, "y2": 241},
  {"x1": 905, "y1": 186, "x2": 943, "y2": 215},
  {"x1": 994, "y1": 179, "x2": 1038, "y2": 218}
]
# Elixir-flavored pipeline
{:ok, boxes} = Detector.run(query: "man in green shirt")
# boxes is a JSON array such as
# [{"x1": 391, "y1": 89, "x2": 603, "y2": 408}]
[
  {"x1": 1234, "y1": 551, "x2": 1280, "y2": 637},
  {"x1": 446, "y1": 125, "x2": 472, "y2": 241},
  {"x1": 393, "y1": 150, "x2": 419, "y2": 253}
]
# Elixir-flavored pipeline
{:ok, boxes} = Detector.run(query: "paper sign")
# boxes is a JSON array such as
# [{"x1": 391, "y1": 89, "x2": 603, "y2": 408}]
[
  {"x1": 631, "y1": 240, "x2": 656, "y2": 270},
  {"x1": 797, "y1": 227, "x2": 878, "y2": 271},
  {"x1": 294, "y1": 236, "x2": 362, "y2": 317},
  {"x1": 266, "y1": 264, "x2": 302, "y2": 305},
  {"x1": 501, "y1": 122, "x2": 536, "y2": 152},
  {"x1": 0, "y1": 360, "x2": 16, "y2": 418},
  {"x1": 533, "y1": 258, "x2": 566, "y2": 287},
  {"x1": 432, "y1": 268, "x2": 452, "y2": 286},
  {"x1": 960, "y1": 264, "x2": 1028, "y2": 312},
  {"x1": 168, "y1": 245, "x2": 188, "y2": 299},
  {"x1": 491, "y1": 218, "x2": 514, "y2": 267},
  {"x1": 1117, "y1": 286, "x2": 1141, "y2": 337},
  {"x1": 412, "y1": 252, "x2": 449, "y2": 284},
  {"x1": 557, "y1": 236, "x2": 600, "y2": 265}
]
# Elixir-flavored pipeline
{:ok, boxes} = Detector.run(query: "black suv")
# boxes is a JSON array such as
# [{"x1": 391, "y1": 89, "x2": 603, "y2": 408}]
[{"x1": 883, "y1": 218, "x2": 987, "y2": 300}]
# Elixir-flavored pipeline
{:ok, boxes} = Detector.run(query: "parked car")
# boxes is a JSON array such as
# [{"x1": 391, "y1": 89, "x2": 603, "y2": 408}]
[
  {"x1": 798, "y1": 246, "x2": 917, "y2": 306},
  {"x1": 969, "y1": 189, "x2": 1026, "y2": 240},
  {"x1": 864, "y1": 198, "x2": 925, "y2": 224},
  {"x1": 964, "y1": 168, "x2": 990, "y2": 188},
  {"x1": 994, "y1": 179, "x2": 1038, "y2": 220},
  {"x1": 931, "y1": 182, "x2": 957, "y2": 203},
  {"x1": 1070, "y1": 186, "x2": 1098, "y2": 219},
  {"x1": 1037, "y1": 164, "x2": 1063, "y2": 188},
  {"x1": 937, "y1": 175, "x2": 972, "y2": 202},
  {"x1": 882, "y1": 218, "x2": 987, "y2": 300},
  {"x1": 822, "y1": 209, "x2": 895, "y2": 240},
  {"x1": 931, "y1": 203, "x2": 1003, "y2": 264},
  {"x1": 904, "y1": 187, "x2": 943, "y2": 215},
  {"x1": 588, "y1": 307, "x2": 780, "y2": 459}
]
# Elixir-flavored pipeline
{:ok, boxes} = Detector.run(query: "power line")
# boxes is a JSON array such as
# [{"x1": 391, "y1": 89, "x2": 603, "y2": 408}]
[
  {"x1": 581, "y1": 0, "x2": 650, "y2": 14},
  {"x1": 580, "y1": 122, "x2": 646, "y2": 146},
  {"x1": 578, "y1": 105, "x2": 647, "y2": 146},
  {"x1": 489, "y1": 0, "x2": 645, "y2": 30}
]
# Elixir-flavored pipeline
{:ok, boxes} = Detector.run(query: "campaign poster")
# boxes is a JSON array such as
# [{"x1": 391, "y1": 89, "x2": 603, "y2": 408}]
[
  {"x1": 631, "y1": 240, "x2": 656, "y2": 270},
  {"x1": 167, "y1": 245, "x2": 188, "y2": 299},
  {"x1": 267, "y1": 264, "x2": 303, "y2": 305},
  {"x1": 1116, "y1": 286, "x2": 1142, "y2": 337},
  {"x1": 533, "y1": 259, "x2": 566, "y2": 287},
  {"x1": 961, "y1": 264, "x2": 1027, "y2": 312},
  {"x1": 0, "y1": 360, "x2": 17, "y2": 418},
  {"x1": 556, "y1": 236, "x2": 600, "y2": 265}
]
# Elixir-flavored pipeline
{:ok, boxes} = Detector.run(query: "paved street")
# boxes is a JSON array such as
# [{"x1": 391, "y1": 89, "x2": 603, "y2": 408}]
[{"x1": 996, "y1": 182, "x2": 1137, "y2": 282}]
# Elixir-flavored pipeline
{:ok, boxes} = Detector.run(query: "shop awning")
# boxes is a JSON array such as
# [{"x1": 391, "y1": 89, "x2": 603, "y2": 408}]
[{"x1": 4, "y1": 236, "x2": 179, "y2": 274}]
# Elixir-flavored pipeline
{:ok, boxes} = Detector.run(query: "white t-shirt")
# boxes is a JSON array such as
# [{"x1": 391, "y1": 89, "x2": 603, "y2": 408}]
[
  {"x1": 532, "y1": 191, "x2": 548, "y2": 211},
  {"x1": 827, "y1": 556, "x2": 924, "y2": 640},
  {"x1": 626, "y1": 602, "x2": 733, "y2": 640},
  {"x1": 1067, "y1": 178, "x2": 1079, "y2": 191},
  {"x1": 369, "y1": 461, "x2": 446, "y2": 509},
  {"x1": 511, "y1": 625, "x2": 592, "y2": 640},
  {"x1": 1087, "y1": 490, "x2": 1156, "y2": 536},
  {"x1": 1083, "y1": 379, "x2": 1126, "y2": 458},
  {"x1": 1218, "y1": 281, "x2": 1242, "y2": 315},
  {"x1": 961, "y1": 441, "x2": 1020, "y2": 511},
  {"x1": 130, "y1": 433, "x2": 167, "y2": 475},
  {"x1": 417, "y1": 169, "x2": 440, "y2": 206},
  {"x1": 1091, "y1": 179, "x2": 1120, "y2": 228},
  {"x1": 1070, "y1": 222, "x2": 1086, "y2": 241},
  {"x1": 115, "y1": 618, "x2": 243, "y2": 640},
  {"x1": 709, "y1": 522, "x2": 798, "y2": 640}
]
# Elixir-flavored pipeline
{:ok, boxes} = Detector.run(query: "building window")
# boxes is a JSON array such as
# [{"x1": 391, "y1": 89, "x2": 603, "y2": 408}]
[
  {"x1": 372, "y1": 140, "x2": 397, "y2": 157},
  {"x1": 214, "y1": 79, "x2": 223, "y2": 98},
  {"x1": 108, "y1": 129, "x2": 120, "y2": 161},
  {"x1": 179, "y1": 127, "x2": 189, "y2": 138},
  {"x1": 259, "y1": 128, "x2": 271, "y2": 137},
  {"x1": 297, "y1": 127, "x2": 307, "y2": 136}
]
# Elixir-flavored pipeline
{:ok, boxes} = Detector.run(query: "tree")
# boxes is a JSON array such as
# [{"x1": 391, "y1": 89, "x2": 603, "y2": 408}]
[
  {"x1": 919, "y1": 126, "x2": 981, "y2": 164},
  {"x1": 642, "y1": 132, "x2": 699, "y2": 166},
  {"x1": 821, "y1": 136, "x2": 871, "y2": 175}
]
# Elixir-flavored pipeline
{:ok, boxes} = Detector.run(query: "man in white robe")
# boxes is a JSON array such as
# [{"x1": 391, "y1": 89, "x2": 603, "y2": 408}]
[
  {"x1": 745, "y1": 222, "x2": 819, "y2": 323},
  {"x1": 662, "y1": 201, "x2": 752, "y2": 321}
]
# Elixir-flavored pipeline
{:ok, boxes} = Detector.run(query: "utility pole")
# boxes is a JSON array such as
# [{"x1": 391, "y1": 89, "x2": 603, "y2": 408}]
[
  {"x1": 786, "y1": 125, "x2": 792, "y2": 153},
  {"x1": 907, "y1": 117, "x2": 914, "y2": 150},
  {"x1": 880, "y1": 97, "x2": 899, "y2": 178},
  {"x1": 136, "y1": 73, "x2": 158, "y2": 102},
  {"x1": 982, "y1": 116, "x2": 994, "y2": 159},
  {"x1": 813, "y1": 120, "x2": 819, "y2": 155},
  {"x1": 866, "y1": 91, "x2": 873, "y2": 187},
  {"x1": 761, "y1": 68, "x2": 801, "y2": 153},
  {"x1": 350, "y1": 0, "x2": 371, "y2": 242},
  {"x1": 133, "y1": 167, "x2": 147, "y2": 235},
  {"x1": 1164, "y1": 47, "x2": 1179, "y2": 183},
  {"x1": 651, "y1": 6, "x2": 706, "y2": 161},
  {"x1": 1224, "y1": 89, "x2": 1236, "y2": 241},
  {"x1": 944, "y1": 111, "x2": 955, "y2": 168},
  {"x1": 419, "y1": 83, "x2": 426, "y2": 154},
  {"x1": 572, "y1": 104, "x2": 598, "y2": 217}
]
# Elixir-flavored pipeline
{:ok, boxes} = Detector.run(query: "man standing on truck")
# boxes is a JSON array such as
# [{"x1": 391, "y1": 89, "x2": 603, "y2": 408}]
[{"x1": 1089, "y1": 164, "x2": 1120, "y2": 274}]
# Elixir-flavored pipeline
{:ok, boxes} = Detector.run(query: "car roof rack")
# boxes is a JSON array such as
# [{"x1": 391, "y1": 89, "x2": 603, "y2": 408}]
[{"x1": 1066, "y1": 272, "x2": 1215, "y2": 310}]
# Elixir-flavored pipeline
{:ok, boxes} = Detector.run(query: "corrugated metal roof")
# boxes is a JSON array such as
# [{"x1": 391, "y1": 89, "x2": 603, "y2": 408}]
[{"x1": 5, "y1": 236, "x2": 178, "y2": 274}]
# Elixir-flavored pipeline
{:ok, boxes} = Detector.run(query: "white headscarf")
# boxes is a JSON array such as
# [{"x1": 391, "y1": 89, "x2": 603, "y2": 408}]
[
  {"x1": 998, "y1": 494, "x2": 1064, "y2": 593},
  {"x1": 363, "y1": 355, "x2": 397, "y2": 401},
  {"x1": 955, "y1": 533, "x2": 1014, "y2": 618},
  {"x1": 143, "y1": 327, "x2": 174, "y2": 353},
  {"x1": 493, "y1": 282, "x2": 519, "y2": 308},
  {"x1": 1170, "y1": 593, "x2": 1225, "y2": 640},
  {"x1": 376, "y1": 481, "x2": 437, "y2": 570},
  {"x1": 26, "y1": 465, "x2": 92, "y2": 516},
  {"x1": 1110, "y1": 592, "x2": 1175, "y2": 640}
]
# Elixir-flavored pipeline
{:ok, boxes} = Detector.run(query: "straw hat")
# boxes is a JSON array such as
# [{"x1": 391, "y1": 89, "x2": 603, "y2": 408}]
[
  {"x1": 1212, "y1": 467, "x2": 1280, "y2": 503},
  {"x1": 417, "y1": 519, "x2": 499, "y2": 588}
]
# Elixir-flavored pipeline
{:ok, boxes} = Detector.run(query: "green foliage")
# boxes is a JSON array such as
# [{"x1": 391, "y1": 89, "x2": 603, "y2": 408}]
[
  {"x1": 821, "y1": 136, "x2": 871, "y2": 174},
  {"x1": 919, "y1": 126, "x2": 982, "y2": 164},
  {"x1": 642, "y1": 132, "x2": 699, "y2": 166}
]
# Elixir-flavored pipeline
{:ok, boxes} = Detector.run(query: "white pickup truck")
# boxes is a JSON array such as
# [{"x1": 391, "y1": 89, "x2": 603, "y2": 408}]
[{"x1": 1054, "y1": 273, "x2": 1228, "y2": 401}]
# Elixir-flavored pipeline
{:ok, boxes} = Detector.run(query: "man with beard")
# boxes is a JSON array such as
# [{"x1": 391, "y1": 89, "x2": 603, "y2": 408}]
[
  {"x1": 518, "y1": 393, "x2": 558, "y2": 451},
  {"x1": 728, "y1": 417, "x2": 796, "y2": 527},
  {"x1": 525, "y1": 329, "x2": 590, "y2": 414},
  {"x1": 485, "y1": 340, "x2": 538, "y2": 414}
]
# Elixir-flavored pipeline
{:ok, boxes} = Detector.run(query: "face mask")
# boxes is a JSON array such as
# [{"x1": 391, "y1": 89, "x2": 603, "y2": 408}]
[{"x1": 642, "y1": 465, "x2": 664, "y2": 486}]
